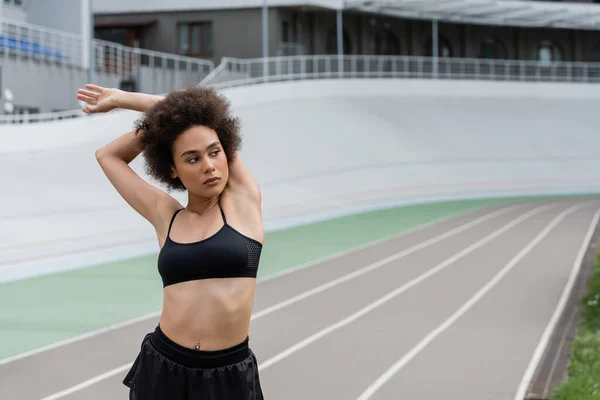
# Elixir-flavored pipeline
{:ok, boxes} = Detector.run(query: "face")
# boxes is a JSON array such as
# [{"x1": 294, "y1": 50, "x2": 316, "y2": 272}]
[{"x1": 170, "y1": 125, "x2": 229, "y2": 197}]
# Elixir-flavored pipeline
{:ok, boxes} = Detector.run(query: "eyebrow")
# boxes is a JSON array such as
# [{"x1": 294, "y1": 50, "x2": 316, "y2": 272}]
[{"x1": 180, "y1": 142, "x2": 221, "y2": 158}]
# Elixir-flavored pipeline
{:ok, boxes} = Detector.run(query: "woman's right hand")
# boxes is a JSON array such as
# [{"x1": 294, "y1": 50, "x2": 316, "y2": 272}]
[{"x1": 76, "y1": 84, "x2": 124, "y2": 114}]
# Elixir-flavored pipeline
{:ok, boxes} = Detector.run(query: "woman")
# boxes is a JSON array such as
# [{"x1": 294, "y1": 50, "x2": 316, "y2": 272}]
[{"x1": 76, "y1": 83, "x2": 265, "y2": 399}]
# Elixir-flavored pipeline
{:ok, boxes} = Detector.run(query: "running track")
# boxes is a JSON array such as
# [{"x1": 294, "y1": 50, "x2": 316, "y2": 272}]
[{"x1": 2, "y1": 198, "x2": 599, "y2": 399}]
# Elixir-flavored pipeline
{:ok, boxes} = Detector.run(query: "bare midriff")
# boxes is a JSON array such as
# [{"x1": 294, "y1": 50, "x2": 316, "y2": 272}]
[{"x1": 158, "y1": 277, "x2": 256, "y2": 351}]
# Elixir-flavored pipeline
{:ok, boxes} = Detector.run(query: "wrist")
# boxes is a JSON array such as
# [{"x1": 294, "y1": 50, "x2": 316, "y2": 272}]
[{"x1": 115, "y1": 89, "x2": 132, "y2": 110}]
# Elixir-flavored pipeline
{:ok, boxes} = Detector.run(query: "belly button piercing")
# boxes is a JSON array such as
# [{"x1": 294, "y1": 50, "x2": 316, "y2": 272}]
[{"x1": 195, "y1": 340, "x2": 201, "y2": 351}]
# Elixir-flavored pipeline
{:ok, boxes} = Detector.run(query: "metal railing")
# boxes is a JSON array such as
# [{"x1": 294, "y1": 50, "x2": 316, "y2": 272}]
[
  {"x1": 1, "y1": 18, "x2": 82, "y2": 66},
  {"x1": 0, "y1": 109, "x2": 89, "y2": 124},
  {"x1": 0, "y1": 41, "x2": 215, "y2": 124},
  {"x1": 93, "y1": 39, "x2": 214, "y2": 94},
  {"x1": 4, "y1": 53, "x2": 600, "y2": 124},
  {"x1": 202, "y1": 55, "x2": 600, "y2": 89},
  {"x1": 0, "y1": 15, "x2": 215, "y2": 124}
]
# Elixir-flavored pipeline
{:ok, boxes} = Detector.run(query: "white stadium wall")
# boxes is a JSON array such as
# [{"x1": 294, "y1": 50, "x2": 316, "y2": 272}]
[{"x1": 1, "y1": 78, "x2": 600, "y2": 281}]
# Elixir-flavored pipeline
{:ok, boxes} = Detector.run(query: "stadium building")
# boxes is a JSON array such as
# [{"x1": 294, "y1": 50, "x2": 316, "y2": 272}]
[
  {"x1": 94, "y1": 0, "x2": 600, "y2": 63},
  {"x1": 2, "y1": 0, "x2": 600, "y2": 116}
]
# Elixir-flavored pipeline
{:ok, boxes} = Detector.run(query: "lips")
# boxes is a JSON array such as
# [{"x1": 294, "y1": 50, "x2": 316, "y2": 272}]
[{"x1": 204, "y1": 177, "x2": 220, "y2": 185}]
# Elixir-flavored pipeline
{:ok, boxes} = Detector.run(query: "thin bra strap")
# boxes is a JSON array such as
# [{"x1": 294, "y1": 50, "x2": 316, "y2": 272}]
[
  {"x1": 167, "y1": 209, "x2": 184, "y2": 236},
  {"x1": 218, "y1": 202, "x2": 227, "y2": 224}
]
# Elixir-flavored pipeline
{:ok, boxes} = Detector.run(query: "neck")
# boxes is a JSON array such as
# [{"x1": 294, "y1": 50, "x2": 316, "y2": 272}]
[{"x1": 185, "y1": 194, "x2": 220, "y2": 216}]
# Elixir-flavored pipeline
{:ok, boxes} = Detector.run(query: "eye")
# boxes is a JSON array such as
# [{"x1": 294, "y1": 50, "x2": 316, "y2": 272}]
[
  {"x1": 188, "y1": 157, "x2": 198, "y2": 164},
  {"x1": 211, "y1": 150, "x2": 221, "y2": 157}
]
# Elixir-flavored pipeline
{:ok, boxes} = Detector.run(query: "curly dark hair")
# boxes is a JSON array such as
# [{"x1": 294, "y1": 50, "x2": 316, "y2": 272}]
[{"x1": 134, "y1": 86, "x2": 242, "y2": 192}]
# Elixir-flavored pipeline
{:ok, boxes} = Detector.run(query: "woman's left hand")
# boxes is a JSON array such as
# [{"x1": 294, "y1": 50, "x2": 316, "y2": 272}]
[{"x1": 76, "y1": 84, "x2": 124, "y2": 114}]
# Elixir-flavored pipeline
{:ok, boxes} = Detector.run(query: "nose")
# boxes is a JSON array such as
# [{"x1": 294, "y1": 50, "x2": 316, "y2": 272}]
[{"x1": 203, "y1": 158, "x2": 215, "y2": 173}]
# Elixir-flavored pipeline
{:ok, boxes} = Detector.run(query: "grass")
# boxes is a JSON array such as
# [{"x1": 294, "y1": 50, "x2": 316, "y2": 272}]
[{"x1": 551, "y1": 242, "x2": 600, "y2": 400}]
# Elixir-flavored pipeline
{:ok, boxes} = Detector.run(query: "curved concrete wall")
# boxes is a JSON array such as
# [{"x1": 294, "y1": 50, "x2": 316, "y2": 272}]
[{"x1": 2, "y1": 78, "x2": 599, "y2": 281}]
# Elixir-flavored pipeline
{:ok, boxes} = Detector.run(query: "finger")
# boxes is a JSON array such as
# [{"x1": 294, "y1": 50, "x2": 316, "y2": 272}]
[
  {"x1": 83, "y1": 105, "x2": 98, "y2": 114},
  {"x1": 77, "y1": 89, "x2": 100, "y2": 99},
  {"x1": 77, "y1": 94, "x2": 98, "y2": 105},
  {"x1": 85, "y1": 84, "x2": 105, "y2": 92}
]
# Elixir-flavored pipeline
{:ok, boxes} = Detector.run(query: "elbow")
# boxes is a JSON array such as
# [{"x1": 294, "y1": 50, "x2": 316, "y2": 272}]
[{"x1": 95, "y1": 147, "x2": 108, "y2": 164}]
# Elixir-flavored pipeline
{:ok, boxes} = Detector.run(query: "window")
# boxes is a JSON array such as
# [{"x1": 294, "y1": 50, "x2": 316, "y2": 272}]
[
  {"x1": 282, "y1": 21, "x2": 289, "y2": 42},
  {"x1": 532, "y1": 40, "x2": 563, "y2": 64},
  {"x1": 375, "y1": 30, "x2": 401, "y2": 55},
  {"x1": 326, "y1": 29, "x2": 352, "y2": 54},
  {"x1": 424, "y1": 36, "x2": 453, "y2": 58},
  {"x1": 3, "y1": 0, "x2": 23, "y2": 7},
  {"x1": 480, "y1": 37, "x2": 507, "y2": 59},
  {"x1": 586, "y1": 41, "x2": 600, "y2": 62},
  {"x1": 178, "y1": 22, "x2": 213, "y2": 57}
]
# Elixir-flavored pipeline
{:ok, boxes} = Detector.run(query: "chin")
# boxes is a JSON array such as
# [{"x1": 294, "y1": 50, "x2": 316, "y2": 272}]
[
  {"x1": 214, "y1": 180, "x2": 227, "y2": 192},
  {"x1": 203, "y1": 183, "x2": 226, "y2": 196}
]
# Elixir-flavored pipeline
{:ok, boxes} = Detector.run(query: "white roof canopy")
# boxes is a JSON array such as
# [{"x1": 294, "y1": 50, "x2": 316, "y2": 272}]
[{"x1": 344, "y1": 0, "x2": 600, "y2": 30}]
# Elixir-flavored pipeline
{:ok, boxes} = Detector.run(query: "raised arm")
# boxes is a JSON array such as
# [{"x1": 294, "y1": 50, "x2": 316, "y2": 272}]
[
  {"x1": 78, "y1": 85, "x2": 180, "y2": 237},
  {"x1": 226, "y1": 153, "x2": 261, "y2": 203},
  {"x1": 77, "y1": 84, "x2": 165, "y2": 114},
  {"x1": 95, "y1": 130, "x2": 181, "y2": 232},
  {"x1": 78, "y1": 84, "x2": 260, "y2": 225}
]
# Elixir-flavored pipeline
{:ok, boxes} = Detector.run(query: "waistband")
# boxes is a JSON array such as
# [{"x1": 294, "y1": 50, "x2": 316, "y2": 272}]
[{"x1": 150, "y1": 325, "x2": 250, "y2": 369}]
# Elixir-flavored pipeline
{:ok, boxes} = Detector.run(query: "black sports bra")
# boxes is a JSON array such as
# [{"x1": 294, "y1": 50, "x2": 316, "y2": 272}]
[{"x1": 157, "y1": 203, "x2": 262, "y2": 287}]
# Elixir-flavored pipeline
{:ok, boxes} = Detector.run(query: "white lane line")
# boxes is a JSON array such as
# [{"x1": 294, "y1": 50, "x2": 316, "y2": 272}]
[
  {"x1": 257, "y1": 202, "x2": 509, "y2": 283},
  {"x1": 0, "y1": 202, "x2": 505, "y2": 367},
  {"x1": 251, "y1": 204, "x2": 521, "y2": 321},
  {"x1": 256, "y1": 203, "x2": 555, "y2": 372},
  {"x1": 39, "y1": 364, "x2": 133, "y2": 400},
  {"x1": 355, "y1": 202, "x2": 591, "y2": 400},
  {"x1": 35, "y1": 205, "x2": 525, "y2": 400},
  {"x1": 0, "y1": 311, "x2": 162, "y2": 367},
  {"x1": 542, "y1": 308, "x2": 578, "y2": 397},
  {"x1": 513, "y1": 207, "x2": 600, "y2": 400}
]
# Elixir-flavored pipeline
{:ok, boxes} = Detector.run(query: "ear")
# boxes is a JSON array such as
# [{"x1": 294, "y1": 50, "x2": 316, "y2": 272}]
[{"x1": 170, "y1": 166, "x2": 178, "y2": 179}]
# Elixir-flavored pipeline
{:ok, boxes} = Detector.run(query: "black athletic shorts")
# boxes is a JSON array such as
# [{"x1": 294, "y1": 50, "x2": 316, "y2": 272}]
[{"x1": 123, "y1": 325, "x2": 264, "y2": 399}]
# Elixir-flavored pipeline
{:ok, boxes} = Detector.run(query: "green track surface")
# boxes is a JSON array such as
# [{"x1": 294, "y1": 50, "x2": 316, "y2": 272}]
[{"x1": 0, "y1": 195, "x2": 587, "y2": 360}]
